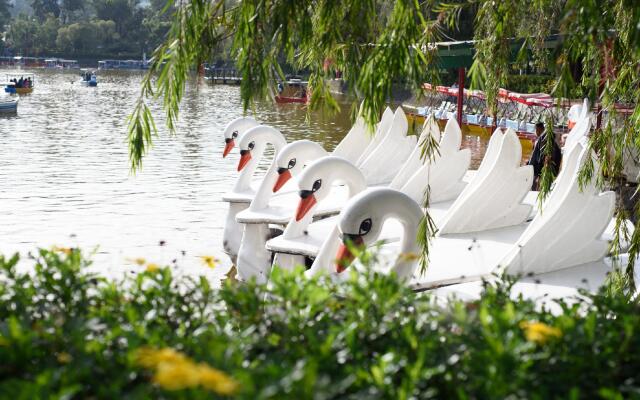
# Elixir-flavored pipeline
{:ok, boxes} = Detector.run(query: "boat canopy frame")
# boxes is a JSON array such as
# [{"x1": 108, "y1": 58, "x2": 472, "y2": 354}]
[{"x1": 3, "y1": 73, "x2": 36, "y2": 87}]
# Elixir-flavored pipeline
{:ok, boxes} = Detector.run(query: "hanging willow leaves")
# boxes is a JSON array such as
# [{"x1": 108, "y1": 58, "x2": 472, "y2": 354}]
[
  {"x1": 127, "y1": 0, "x2": 231, "y2": 171},
  {"x1": 416, "y1": 115, "x2": 441, "y2": 275},
  {"x1": 128, "y1": 0, "x2": 447, "y2": 171},
  {"x1": 128, "y1": 0, "x2": 640, "y2": 282},
  {"x1": 537, "y1": 116, "x2": 558, "y2": 208}
]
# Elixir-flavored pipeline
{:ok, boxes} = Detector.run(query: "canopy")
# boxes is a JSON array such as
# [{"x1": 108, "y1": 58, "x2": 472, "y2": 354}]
[{"x1": 424, "y1": 84, "x2": 553, "y2": 108}]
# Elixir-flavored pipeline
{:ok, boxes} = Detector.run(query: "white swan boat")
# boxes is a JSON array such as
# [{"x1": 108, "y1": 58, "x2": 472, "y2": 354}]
[
  {"x1": 221, "y1": 109, "x2": 389, "y2": 263},
  {"x1": 233, "y1": 108, "x2": 418, "y2": 281},
  {"x1": 314, "y1": 127, "x2": 534, "y2": 276},
  {"x1": 221, "y1": 125, "x2": 288, "y2": 260},
  {"x1": 279, "y1": 108, "x2": 626, "y2": 276},
  {"x1": 221, "y1": 104, "x2": 629, "y2": 302},
  {"x1": 325, "y1": 139, "x2": 630, "y2": 306},
  {"x1": 267, "y1": 115, "x2": 475, "y2": 274},
  {"x1": 221, "y1": 116, "x2": 259, "y2": 158}
]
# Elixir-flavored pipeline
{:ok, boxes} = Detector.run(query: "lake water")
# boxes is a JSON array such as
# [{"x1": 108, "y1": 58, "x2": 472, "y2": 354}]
[{"x1": 0, "y1": 69, "x2": 520, "y2": 281}]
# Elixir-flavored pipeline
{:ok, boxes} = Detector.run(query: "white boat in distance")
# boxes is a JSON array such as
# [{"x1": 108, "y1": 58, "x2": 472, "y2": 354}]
[{"x1": 0, "y1": 98, "x2": 18, "y2": 113}]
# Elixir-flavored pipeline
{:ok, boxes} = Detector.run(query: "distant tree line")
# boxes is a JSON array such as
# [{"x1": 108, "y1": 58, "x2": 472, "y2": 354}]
[{"x1": 0, "y1": 0, "x2": 172, "y2": 58}]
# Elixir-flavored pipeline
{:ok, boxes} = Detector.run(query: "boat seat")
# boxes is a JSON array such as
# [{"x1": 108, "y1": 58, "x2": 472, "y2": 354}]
[
  {"x1": 505, "y1": 119, "x2": 520, "y2": 131},
  {"x1": 467, "y1": 114, "x2": 480, "y2": 125}
]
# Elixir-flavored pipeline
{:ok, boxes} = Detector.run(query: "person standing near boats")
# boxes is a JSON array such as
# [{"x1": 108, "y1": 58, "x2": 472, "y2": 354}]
[{"x1": 528, "y1": 122, "x2": 562, "y2": 190}]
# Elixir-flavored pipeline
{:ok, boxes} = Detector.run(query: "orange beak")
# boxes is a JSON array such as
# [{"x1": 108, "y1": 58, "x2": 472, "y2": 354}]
[
  {"x1": 273, "y1": 169, "x2": 292, "y2": 192},
  {"x1": 237, "y1": 151, "x2": 252, "y2": 171},
  {"x1": 335, "y1": 236, "x2": 364, "y2": 273},
  {"x1": 295, "y1": 194, "x2": 317, "y2": 221},
  {"x1": 223, "y1": 139, "x2": 235, "y2": 158}
]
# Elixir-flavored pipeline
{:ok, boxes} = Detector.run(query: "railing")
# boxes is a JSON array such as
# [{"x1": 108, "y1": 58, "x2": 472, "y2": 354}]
[{"x1": 205, "y1": 67, "x2": 241, "y2": 85}]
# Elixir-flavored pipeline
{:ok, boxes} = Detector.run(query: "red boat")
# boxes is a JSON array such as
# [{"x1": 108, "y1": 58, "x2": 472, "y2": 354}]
[
  {"x1": 275, "y1": 94, "x2": 308, "y2": 104},
  {"x1": 275, "y1": 79, "x2": 309, "y2": 104}
]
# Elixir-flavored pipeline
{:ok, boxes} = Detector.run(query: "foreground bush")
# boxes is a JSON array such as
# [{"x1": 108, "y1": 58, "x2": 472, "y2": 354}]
[{"x1": 0, "y1": 249, "x2": 639, "y2": 399}]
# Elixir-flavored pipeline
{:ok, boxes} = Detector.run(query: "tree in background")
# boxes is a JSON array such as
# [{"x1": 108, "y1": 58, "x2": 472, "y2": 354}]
[
  {"x1": 128, "y1": 0, "x2": 640, "y2": 284},
  {"x1": 59, "y1": 0, "x2": 84, "y2": 24},
  {"x1": 93, "y1": 0, "x2": 138, "y2": 37},
  {"x1": 34, "y1": 15, "x2": 60, "y2": 53},
  {"x1": 0, "y1": 0, "x2": 11, "y2": 29},
  {"x1": 30, "y1": 0, "x2": 59, "y2": 21},
  {"x1": 2, "y1": 0, "x2": 170, "y2": 58},
  {"x1": 56, "y1": 19, "x2": 118, "y2": 55},
  {"x1": 9, "y1": 0, "x2": 32, "y2": 17},
  {"x1": 91, "y1": 0, "x2": 152, "y2": 54},
  {"x1": 5, "y1": 14, "x2": 37, "y2": 54},
  {"x1": 94, "y1": 19, "x2": 119, "y2": 52},
  {"x1": 141, "y1": 0, "x2": 173, "y2": 50}
]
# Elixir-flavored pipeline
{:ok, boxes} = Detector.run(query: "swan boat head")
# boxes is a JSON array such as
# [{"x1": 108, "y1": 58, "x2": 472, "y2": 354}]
[
  {"x1": 222, "y1": 116, "x2": 259, "y2": 158},
  {"x1": 335, "y1": 188, "x2": 423, "y2": 280},
  {"x1": 294, "y1": 156, "x2": 366, "y2": 222},
  {"x1": 236, "y1": 125, "x2": 286, "y2": 172},
  {"x1": 272, "y1": 140, "x2": 328, "y2": 193}
]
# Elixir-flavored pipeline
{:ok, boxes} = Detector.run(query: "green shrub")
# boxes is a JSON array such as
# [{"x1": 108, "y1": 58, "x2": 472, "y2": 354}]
[{"x1": 1, "y1": 249, "x2": 639, "y2": 399}]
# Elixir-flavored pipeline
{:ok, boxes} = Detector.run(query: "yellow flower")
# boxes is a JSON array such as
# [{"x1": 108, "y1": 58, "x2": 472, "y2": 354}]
[
  {"x1": 146, "y1": 263, "x2": 160, "y2": 273},
  {"x1": 135, "y1": 347, "x2": 239, "y2": 395},
  {"x1": 57, "y1": 352, "x2": 73, "y2": 364},
  {"x1": 199, "y1": 255, "x2": 220, "y2": 269},
  {"x1": 153, "y1": 361, "x2": 201, "y2": 391},
  {"x1": 196, "y1": 364, "x2": 239, "y2": 395},
  {"x1": 52, "y1": 246, "x2": 73, "y2": 255},
  {"x1": 519, "y1": 321, "x2": 562, "y2": 344},
  {"x1": 136, "y1": 347, "x2": 189, "y2": 368}
]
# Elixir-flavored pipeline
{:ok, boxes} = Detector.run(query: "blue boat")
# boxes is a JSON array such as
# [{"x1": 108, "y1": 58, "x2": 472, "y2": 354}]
[
  {"x1": 0, "y1": 99, "x2": 18, "y2": 113},
  {"x1": 3, "y1": 73, "x2": 35, "y2": 94},
  {"x1": 80, "y1": 70, "x2": 98, "y2": 87}
]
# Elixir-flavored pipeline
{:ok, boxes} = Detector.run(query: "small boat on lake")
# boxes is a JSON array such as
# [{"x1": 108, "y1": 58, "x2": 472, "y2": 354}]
[
  {"x1": 3, "y1": 73, "x2": 35, "y2": 94},
  {"x1": 44, "y1": 58, "x2": 80, "y2": 69},
  {"x1": 275, "y1": 79, "x2": 309, "y2": 104},
  {"x1": 0, "y1": 98, "x2": 18, "y2": 113},
  {"x1": 98, "y1": 59, "x2": 149, "y2": 70},
  {"x1": 80, "y1": 70, "x2": 98, "y2": 87}
]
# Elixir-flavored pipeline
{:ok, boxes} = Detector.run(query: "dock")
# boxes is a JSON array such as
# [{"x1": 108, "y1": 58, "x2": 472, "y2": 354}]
[{"x1": 205, "y1": 68, "x2": 241, "y2": 85}]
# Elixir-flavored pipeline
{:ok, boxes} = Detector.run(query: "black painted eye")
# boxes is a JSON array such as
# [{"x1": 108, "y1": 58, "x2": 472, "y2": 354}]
[
  {"x1": 248, "y1": 141, "x2": 255, "y2": 150},
  {"x1": 232, "y1": 130, "x2": 238, "y2": 138},
  {"x1": 312, "y1": 179, "x2": 322, "y2": 192},
  {"x1": 288, "y1": 158, "x2": 296, "y2": 169},
  {"x1": 359, "y1": 218, "x2": 372, "y2": 235}
]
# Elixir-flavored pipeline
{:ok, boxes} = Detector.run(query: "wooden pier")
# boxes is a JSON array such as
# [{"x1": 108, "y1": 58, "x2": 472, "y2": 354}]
[{"x1": 205, "y1": 68, "x2": 241, "y2": 85}]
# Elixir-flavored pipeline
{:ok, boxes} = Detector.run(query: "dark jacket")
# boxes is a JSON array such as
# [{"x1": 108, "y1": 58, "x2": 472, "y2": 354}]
[{"x1": 528, "y1": 133, "x2": 562, "y2": 178}]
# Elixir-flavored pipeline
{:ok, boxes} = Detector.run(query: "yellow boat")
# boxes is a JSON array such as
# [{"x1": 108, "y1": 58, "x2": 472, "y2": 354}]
[
  {"x1": 14, "y1": 87, "x2": 33, "y2": 94},
  {"x1": 406, "y1": 111, "x2": 535, "y2": 154},
  {"x1": 3, "y1": 73, "x2": 35, "y2": 95}
]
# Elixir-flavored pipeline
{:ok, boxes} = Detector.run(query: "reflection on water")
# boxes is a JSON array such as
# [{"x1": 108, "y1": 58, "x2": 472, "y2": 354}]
[{"x1": 0, "y1": 69, "x2": 515, "y2": 280}]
